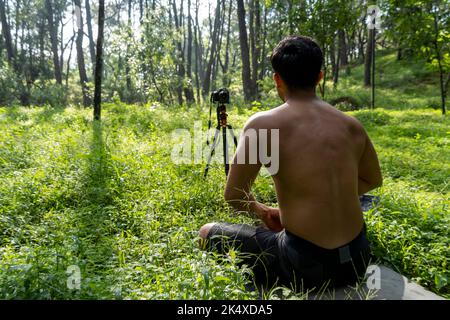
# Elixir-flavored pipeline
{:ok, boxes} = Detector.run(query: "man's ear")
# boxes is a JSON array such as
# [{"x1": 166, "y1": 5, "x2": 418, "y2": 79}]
[
  {"x1": 273, "y1": 73, "x2": 282, "y2": 88},
  {"x1": 316, "y1": 71, "x2": 324, "y2": 85}
]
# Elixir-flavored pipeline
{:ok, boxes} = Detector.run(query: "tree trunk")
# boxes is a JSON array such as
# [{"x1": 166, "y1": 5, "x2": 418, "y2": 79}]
[
  {"x1": 125, "y1": 0, "x2": 132, "y2": 100},
  {"x1": 38, "y1": 17, "x2": 45, "y2": 75},
  {"x1": 139, "y1": 0, "x2": 144, "y2": 23},
  {"x1": 14, "y1": 0, "x2": 18, "y2": 55},
  {"x1": 222, "y1": 1, "x2": 232, "y2": 87},
  {"x1": 65, "y1": 35, "x2": 75, "y2": 88},
  {"x1": 250, "y1": 0, "x2": 260, "y2": 97},
  {"x1": 330, "y1": 39, "x2": 335, "y2": 77},
  {"x1": 45, "y1": 0, "x2": 62, "y2": 84},
  {"x1": 193, "y1": 0, "x2": 201, "y2": 101},
  {"x1": 1, "y1": 0, "x2": 30, "y2": 105},
  {"x1": 433, "y1": 12, "x2": 446, "y2": 115},
  {"x1": 94, "y1": 0, "x2": 105, "y2": 121},
  {"x1": 0, "y1": 0, "x2": 14, "y2": 66},
  {"x1": 258, "y1": 4, "x2": 267, "y2": 81},
  {"x1": 172, "y1": 0, "x2": 184, "y2": 105},
  {"x1": 318, "y1": 45, "x2": 328, "y2": 98},
  {"x1": 331, "y1": 37, "x2": 340, "y2": 86},
  {"x1": 358, "y1": 27, "x2": 365, "y2": 62},
  {"x1": 85, "y1": 0, "x2": 96, "y2": 68},
  {"x1": 364, "y1": 28, "x2": 373, "y2": 87},
  {"x1": 237, "y1": 0, "x2": 254, "y2": 102},
  {"x1": 74, "y1": 0, "x2": 90, "y2": 107},
  {"x1": 185, "y1": 0, "x2": 195, "y2": 103},
  {"x1": 194, "y1": 30, "x2": 201, "y2": 101},
  {"x1": 211, "y1": 0, "x2": 225, "y2": 90},
  {"x1": 202, "y1": 0, "x2": 221, "y2": 97},
  {"x1": 59, "y1": 18, "x2": 64, "y2": 78},
  {"x1": 338, "y1": 29, "x2": 348, "y2": 66}
]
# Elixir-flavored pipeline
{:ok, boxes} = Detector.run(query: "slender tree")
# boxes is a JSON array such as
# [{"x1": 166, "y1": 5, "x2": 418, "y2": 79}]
[
  {"x1": 74, "y1": 0, "x2": 90, "y2": 106},
  {"x1": 45, "y1": 0, "x2": 62, "y2": 84},
  {"x1": 171, "y1": 0, "x2": 184, "y2": 105},
  {"x1": 364, "y1": 28, "x2": 374, "y2": 87},
  {"x1": 93, "y1": 0, "x2": 105, "y2": 121},
  {"x1": 184, "y1": 0, "x2": 195, "y2": 103},
  {"x1": 0, "y1": 0, "x2": 14, "y2": 66},
  {"x1": 202, "y1": 0, "x2": 221, "y2": 97},
  {"x1": 249, "y1": 0, "x2": 260, "y2": 97},
  {"x1": 221, "y1": 1, "x2": 232, "y2": 87},
  {"x1": 338, "y1": 29, "x2": 348, "y2": 66},
  {"x1": 237, "y1": 0, "x2": 254, "y2": 102},
  {"x1": 85, "y1": 0, "x2": 96, "y2": 67},
  {"x1": 125, "y1": 0, "x2": 132, "y2": 99}
]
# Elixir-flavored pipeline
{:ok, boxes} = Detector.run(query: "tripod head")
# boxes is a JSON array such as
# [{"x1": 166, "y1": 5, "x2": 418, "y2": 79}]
[
  {"x1": 210, "y1": 88, "x2": 230, "y2": 105},
  {"x1": 208, "y1": 88, "x2": 231, "y2": 137}
]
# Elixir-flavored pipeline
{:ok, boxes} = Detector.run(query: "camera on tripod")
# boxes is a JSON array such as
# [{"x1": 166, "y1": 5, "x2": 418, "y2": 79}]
[
  {"x1": 210, "y1": 88, "x2": 230, "y2": 104},
  {"x1": 204, "y1": 88, "x2": 237, "y2": 178}
]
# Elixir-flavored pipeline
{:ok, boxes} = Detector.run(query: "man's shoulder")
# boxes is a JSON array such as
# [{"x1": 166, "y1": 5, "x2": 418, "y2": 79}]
[
  {"x1": 324, "y1": 101, "x2": 365, "y2": 133},
  {"x1": 342, "y1": 112, "x2": 366, "y2": 135},
  {"x1": 244, "y1": 105, "x2": 285, "y2": 130}
]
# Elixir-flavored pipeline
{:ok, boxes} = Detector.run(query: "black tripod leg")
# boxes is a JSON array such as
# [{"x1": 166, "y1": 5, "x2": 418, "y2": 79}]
[
  {"x1": 222, "y1": 125, "x2": 229, "y2": 176},
  {"x1": 227, "y1": 125, "x2": 238, "y2": 147},
  {"x1": 204, "y1": 126, "x2": 220, "y2": 178}
]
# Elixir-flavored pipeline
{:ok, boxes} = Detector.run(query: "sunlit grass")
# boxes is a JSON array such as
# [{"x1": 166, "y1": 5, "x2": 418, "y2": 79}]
[
  {"x1": 0, "y1": 103, "x2": 448, "y2": 299},
  {"x1": 0, "y1": 51, "x2": 448, "y2": 299}
]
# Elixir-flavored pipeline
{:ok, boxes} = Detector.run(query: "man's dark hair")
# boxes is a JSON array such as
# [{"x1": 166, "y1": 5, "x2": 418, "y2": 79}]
[{"x1": 270, "y1": 35, "x2": 323, "y2": 90}]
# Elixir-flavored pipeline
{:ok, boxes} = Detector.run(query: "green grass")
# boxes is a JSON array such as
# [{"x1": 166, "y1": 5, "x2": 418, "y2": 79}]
[
  {"x1": 0, "y1": 103, "x2": 448, "y2": 299},
  {"x1": 0, "y1": 52, "x2": 449, "y2": 299},
  {"x1": 324, "y1": 51, "x2": 444, "y2": 110},
  {"x1": 256, "y1": 50, "x2": 444, "y2": 112}
]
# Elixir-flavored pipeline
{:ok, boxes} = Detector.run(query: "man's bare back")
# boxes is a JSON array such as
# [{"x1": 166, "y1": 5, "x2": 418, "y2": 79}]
[
  {"x1": 199, "y1": 35, "x2": 382, "y2": 289},
  {"x1": 250, "y1": 97, "x2": 381, "y2": 249}
]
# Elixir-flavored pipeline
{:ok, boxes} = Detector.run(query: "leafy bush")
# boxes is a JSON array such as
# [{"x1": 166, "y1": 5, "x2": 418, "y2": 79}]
[
  {"x1": 29, "y1": 82, "x2": 67, "y2": 107},
  {"x1": 352, "y1": 109, "x2": 392, "y2": 126},
  {"x1": 0, "y1": 64, "x2": 19, "y2": 106}
]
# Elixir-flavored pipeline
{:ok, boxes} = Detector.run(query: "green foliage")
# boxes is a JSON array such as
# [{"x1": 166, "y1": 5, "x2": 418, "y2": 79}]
[
  {"x1": 0, "y1": 103, "x2": 448, "y2": 299},
  {"x1": 326, "y1": 50, "x2": 444, "y2": 109},
  {"x1": 0, "y1": 64, "x2": 19, "y2": 106},
  {"x1": 29, "y1": 83, "x2": 67, "y2": 107}
]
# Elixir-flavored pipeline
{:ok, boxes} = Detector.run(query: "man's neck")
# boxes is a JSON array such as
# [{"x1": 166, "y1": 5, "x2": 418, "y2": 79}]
[{"x1": 284, "y1": 89, "x2": 317, "y2": 103}]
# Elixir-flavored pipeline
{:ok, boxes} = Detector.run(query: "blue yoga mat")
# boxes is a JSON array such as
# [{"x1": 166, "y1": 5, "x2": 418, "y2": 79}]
[{"x1": 359, "y1": 194, "x2": 380, "y2": 212}]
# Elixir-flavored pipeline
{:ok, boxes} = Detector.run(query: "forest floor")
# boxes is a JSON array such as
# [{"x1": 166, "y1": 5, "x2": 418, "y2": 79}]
[{"x1": 0, "y1": 53, "x2": 448, "y2": 299}]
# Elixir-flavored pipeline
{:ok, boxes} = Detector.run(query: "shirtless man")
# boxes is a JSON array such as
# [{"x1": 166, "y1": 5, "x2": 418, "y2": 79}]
[{"x1": 199, "y1": 36, "x2": 383, "y2": 290}]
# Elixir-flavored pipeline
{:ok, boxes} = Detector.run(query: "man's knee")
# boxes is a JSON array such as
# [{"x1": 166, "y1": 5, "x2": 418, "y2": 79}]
[{"x1": 199, "y1": 223, "x2": 216, "y2": 239}]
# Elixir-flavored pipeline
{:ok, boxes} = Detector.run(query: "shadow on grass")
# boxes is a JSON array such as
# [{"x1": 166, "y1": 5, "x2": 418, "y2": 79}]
[{"x1": 72, "y1": 120, "x2": 117, "y2": 298}]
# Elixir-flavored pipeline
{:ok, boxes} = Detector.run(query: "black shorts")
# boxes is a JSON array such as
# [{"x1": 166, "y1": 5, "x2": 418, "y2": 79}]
[{"x1": 205, "y1": 223, "x2": 372, "y2": 291}]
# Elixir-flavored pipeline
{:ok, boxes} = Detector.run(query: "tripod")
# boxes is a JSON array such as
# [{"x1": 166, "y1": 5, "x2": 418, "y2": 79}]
[{"x1": 204, "y1": 102, "x2": 238, "y2": 178}]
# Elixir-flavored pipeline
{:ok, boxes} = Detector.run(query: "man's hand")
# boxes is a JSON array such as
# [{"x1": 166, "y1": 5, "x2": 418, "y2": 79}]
[{"x1": 257, "y1": 205, "x2": 283, "y2": 232}]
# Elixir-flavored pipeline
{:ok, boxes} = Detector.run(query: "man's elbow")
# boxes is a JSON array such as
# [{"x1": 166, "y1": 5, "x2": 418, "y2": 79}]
[
  {"x1": 224, "y1": 189, "x2": 248, "y2": 211},
  {"x1": 359, "y1": 174, "x2": 383, "y2": 194},
  {"x1": 224, "y1": 189, "x2": 233, "y2": 203},
  {"x1": 224, "y1": 188, "x2": 239, "y2": 205},
  {"x1": 374, "y1": 172, "x2": 383, "y2": 188},
  {"x1": 367, "y1": 176, "x2": 383, "y2": 192}
]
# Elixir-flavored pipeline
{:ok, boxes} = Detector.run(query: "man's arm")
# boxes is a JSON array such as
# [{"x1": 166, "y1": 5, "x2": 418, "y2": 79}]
[
  {"x1": 224, "y1": 116, "x2": 282, "y2": 231},
  {"x1": 358, "y1": 131, "x2": 383, "y2": 195}
]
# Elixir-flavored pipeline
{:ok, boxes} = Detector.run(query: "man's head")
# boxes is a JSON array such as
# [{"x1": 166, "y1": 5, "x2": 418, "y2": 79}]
[{"x1": 270, "y1": 35, "x2": 324, "y2": 100}]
